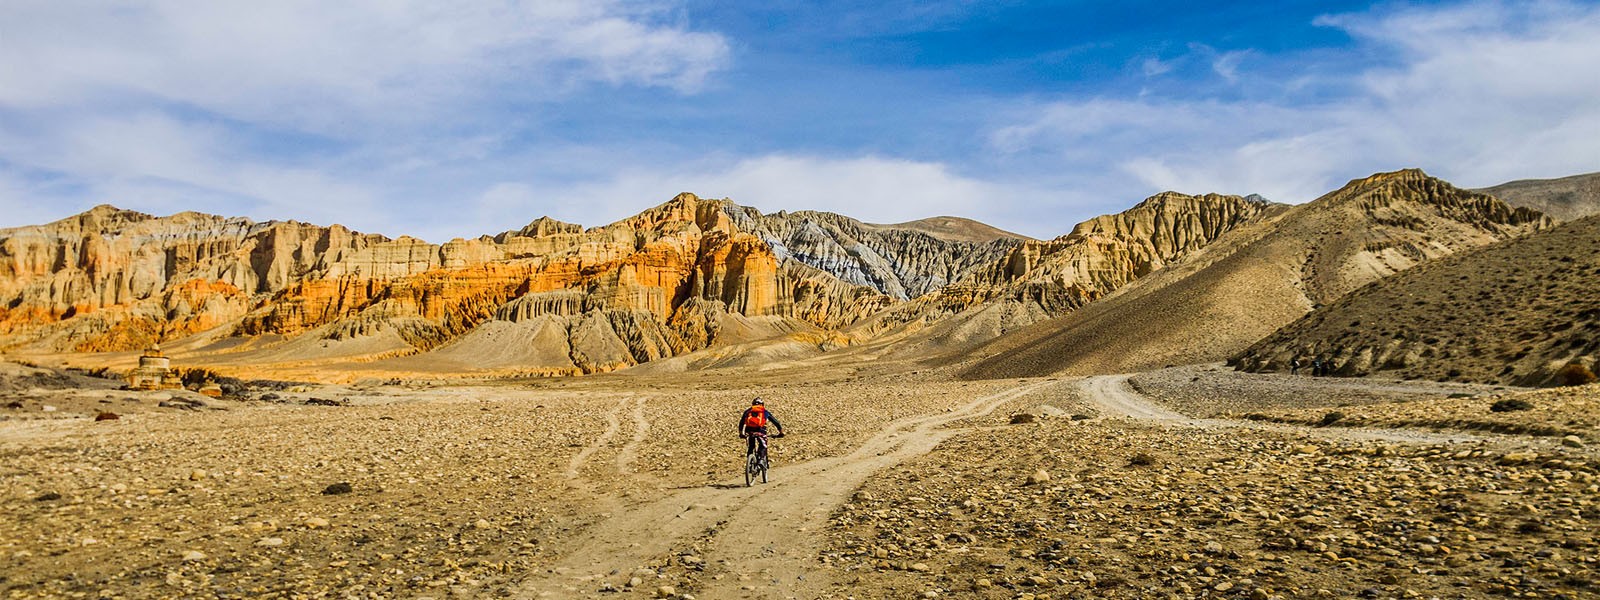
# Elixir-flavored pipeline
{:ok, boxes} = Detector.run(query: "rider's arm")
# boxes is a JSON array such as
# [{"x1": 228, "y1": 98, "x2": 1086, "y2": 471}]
[
  {"x1": 768, "y1": 412, "x2": 783, "y2": 433},
  {"x1": 737, "y1": 409, "x2": 749, "y2": 435}
]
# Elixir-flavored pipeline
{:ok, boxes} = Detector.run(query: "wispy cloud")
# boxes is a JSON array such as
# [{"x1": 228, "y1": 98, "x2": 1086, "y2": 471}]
[
  {"x1": 992, "y1": 0, "x2": 1600, "y2": 202},
  {"x1": 0, "y1": 1, "x2": 729, "y2": 130}
]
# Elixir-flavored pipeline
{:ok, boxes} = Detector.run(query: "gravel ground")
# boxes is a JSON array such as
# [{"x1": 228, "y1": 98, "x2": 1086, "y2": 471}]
[
  {"x1": 825, "y1": 417, "x2": 1600, "y2": 599},
  {"x1": 1129, "y1": 364, "x2": 1514, "y2": 418},
  {"x1": 1244, "y1": 384, "x2": 1600, "y2": 442},
  {"x1": 0, "y1": 371, "x2": 1020, "y2": 599}
]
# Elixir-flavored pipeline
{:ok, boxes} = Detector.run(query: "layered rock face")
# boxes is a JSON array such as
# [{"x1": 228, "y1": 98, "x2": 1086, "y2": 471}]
[
  {"x1": 1232, "y1": 214, "x2": 1600, "y2": 386},
  {"x1": 0, "y1": 205, "x2": 388, "y2": 351},
  {"x1": 724, "y1": 208, "x2": 1024, "y2": 300},
  {"x1": 858, "y1": 192, "x2": 1278, "y2": 337},
  {"x1": 0, "y1": 194, "x2": 917, "y2": 374}
]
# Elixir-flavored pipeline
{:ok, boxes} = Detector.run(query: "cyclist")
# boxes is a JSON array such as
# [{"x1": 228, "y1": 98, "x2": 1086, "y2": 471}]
[{"x1": 737, "y1": 397, "x2": 785, "y2": 457}]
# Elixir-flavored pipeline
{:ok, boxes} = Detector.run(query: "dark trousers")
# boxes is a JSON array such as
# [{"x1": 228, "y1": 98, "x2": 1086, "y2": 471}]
[{"x1": 744, "y1": 428, "x2": 768, "y2": 456}]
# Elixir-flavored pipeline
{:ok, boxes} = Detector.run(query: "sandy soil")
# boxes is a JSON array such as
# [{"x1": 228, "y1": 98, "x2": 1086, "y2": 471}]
[{"x1": 4, "y1": 363, "x2": 1597, "y2": 599}]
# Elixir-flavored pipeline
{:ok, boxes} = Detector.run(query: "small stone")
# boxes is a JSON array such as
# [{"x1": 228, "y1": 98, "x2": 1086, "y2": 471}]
[
  {"x1": 1025, "y1": 469, "x2": 1051, "y2": 485},
  {"x1": 1204, "y1": 541, "x2": 1225, "y2": 554},
  {"x1": 1251, "y1": 589, "x2": 1270, "y2": 600},
  {"x1": 655, "y1": 585, "x2": 676, "y2": 598},
  {"x1": 628, "y1": 577, "x2": 642, "y2": 588},
  {"x1": 909, "y1": 562, "x2": 931, "y2": 573},
  {"x1": 974, "y1": 578, "x2": 993, "y2": 589},
  {"x1": 189, "y1": 469, "x2": 207, "y2": 481},
  {"x1": 1009, "y1": 413, "x2": 1038, "y2": 424},
  {"x1": 1215, "y1": 581, "x2": 1234, "y2": 592},
  {"x1": 181, "y1": 550, "x2": 206, "y2": 561},
  {"x1": 255, "y1": 537, "x2": 284, "y2": 547},
  {"x1": 1500, "y1": 452, "x2": 1539, "y2": 465},
  {"x1": 1562, "y1": 435, "x2": 1584, "y2": 448},
  {"x1": 304, "y1": 517, "x2": 330, "y2": 529},
  {"x1": 474, "y1": 519, "x2": 493, "y2": 529},
  {"x1": 322, "y1": 482, "x2": 353, "y2": 495}
]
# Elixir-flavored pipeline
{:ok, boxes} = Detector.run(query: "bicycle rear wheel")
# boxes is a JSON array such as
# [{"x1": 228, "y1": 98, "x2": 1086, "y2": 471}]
[{"x1": 744, "y1": 452, "x2": 756, "y2": 487}]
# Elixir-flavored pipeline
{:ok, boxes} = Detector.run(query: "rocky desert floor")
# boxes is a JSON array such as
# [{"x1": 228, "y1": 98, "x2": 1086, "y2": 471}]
[{"x1": 2, "y1": 362, "x2": 1598, "y2": 600}]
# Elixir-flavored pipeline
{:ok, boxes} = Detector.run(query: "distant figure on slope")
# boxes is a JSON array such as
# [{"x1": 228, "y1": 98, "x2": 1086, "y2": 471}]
[
  {"x1": 737, "y1": 397, "x2": 785, "y2": 457},
  {"x1": 1290, "y1": 359, "x2": 1302, "y2": 375},
  {"x1": 1311, "y1": 358, "x2": 1324, "y2": 377}
]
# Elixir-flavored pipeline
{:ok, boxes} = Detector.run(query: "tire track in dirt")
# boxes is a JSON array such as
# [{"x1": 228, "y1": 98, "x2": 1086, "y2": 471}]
[
  {"x1": 516, "y1": 381, "x2": 1055, "y2": 598},
  {"x1": 566, "y1": 396, "x2": 630, "y2": 480},
  {"x1": 614, "y1": 397, "x2": 650, "y2": 475}
]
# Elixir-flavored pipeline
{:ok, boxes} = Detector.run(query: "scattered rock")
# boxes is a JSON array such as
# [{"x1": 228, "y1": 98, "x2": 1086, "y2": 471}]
[
  {"x1": 654, "y1": 585, "x2": 677, "y2": 598},
  {"x1": 1499, "y1": 451, "x2": 1539, "y2": 465},
  {"x1": 94, "y1": 411, "x2": 119, "y2": 421},
  {"x1": 181, "y1": 550, "x2": 207, "y2": 561},
  {"x1": 322, "y1": 482, "x2": 353, "y2": 495},
  {"x1": 1009, "y1": 413, "x2": 1038, "y2": 424},
  {"x1": 1025, "y1": 469, "x2": 1050, "y2": 485},
  {"x1": 188, "y1": 469, "x2": 207, "y2": 481},
  {"x1": 1562, "y1": 435, "x2": 1584, "y2": 448},
  {"x1": 255, "y1": 537, "x2": 284, "y2": 547},
  {"x1": 304, "y1": 517, "x2": 330, "y2": 529},
  {"x1": 33, "y1": 492, "x2": 61, "y2": 502}
]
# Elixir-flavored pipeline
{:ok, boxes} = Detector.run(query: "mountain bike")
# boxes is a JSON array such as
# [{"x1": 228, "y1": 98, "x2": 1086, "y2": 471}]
[{"x1": 744, "y1": 431, "x2": 783, "y2": 486}]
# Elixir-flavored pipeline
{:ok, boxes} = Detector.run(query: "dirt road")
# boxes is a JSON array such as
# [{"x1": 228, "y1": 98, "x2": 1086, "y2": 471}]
[
  {"x1": 516, "y1": 381, "x2": 1054, "y2": 598},
  {"x1": 1084, "y1": 373, "x2": 1489, "y2": 444}
]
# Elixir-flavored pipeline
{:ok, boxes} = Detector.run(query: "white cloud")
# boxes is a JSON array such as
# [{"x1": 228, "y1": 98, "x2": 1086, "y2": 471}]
[
  {"x1": 0, "y1": 0, "x2": 729, "y2": 131},
  {"x1": 1210, "y1": 50, "x2": 1250, "y2": 83},
  {"x1": 0, "y1": 112, "x2": 385, "y2": 231},
  {"x1": 993, "y1": 0, "x2": 1600, "y2": 202},
  {"x1": 1141, "y1": 57, "x2": 1174, "y2": 77},
  {"x1": 0, "y1": 0, "x2": 730, "y2": 238}
]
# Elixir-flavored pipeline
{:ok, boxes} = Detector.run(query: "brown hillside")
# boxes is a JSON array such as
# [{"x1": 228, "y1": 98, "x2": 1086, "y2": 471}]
[
  {"x1": 1232, "y1": 214, "x2": 1600, "y2": 386},
  {"x1": 1477, "y1": 171, "x2": 1600, "y2": 222},
  {"x1": 962, "y1": 169, "x2": 1550, "y2": 379},
  {"x1": 863, "y1": 216, "x2": 1033, "y2": 244}
]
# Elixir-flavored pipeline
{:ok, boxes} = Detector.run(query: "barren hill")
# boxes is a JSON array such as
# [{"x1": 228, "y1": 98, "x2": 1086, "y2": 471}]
[
  {"x1": 863, "y1": 216, "x2": 1033, "y2": 244},
  {"x1": 1232, "y1": 214, "x2": 1600, "y2": 386},
  {"x1": 961, "y1": 169, "x2": 1551, "y2": 379},
  {"x1": 1477, "y1": 171, "x2": 1600, "y2": 222}
]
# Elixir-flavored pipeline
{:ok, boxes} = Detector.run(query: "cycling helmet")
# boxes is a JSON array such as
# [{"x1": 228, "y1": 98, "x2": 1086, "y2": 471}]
[{"x1": 751, "y1": 397, "x2": 764, "y2": 405}]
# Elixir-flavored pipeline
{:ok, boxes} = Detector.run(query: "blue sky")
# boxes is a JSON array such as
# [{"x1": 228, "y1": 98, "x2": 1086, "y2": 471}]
[{"x1": 2, "y1": 0, "x2": 1597, "y2": 241}]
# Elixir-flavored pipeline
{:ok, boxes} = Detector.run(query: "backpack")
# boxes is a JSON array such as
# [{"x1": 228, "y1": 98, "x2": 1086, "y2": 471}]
[{"x1": 744, "y1": 406, "x2": 767, "y2": 428}]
